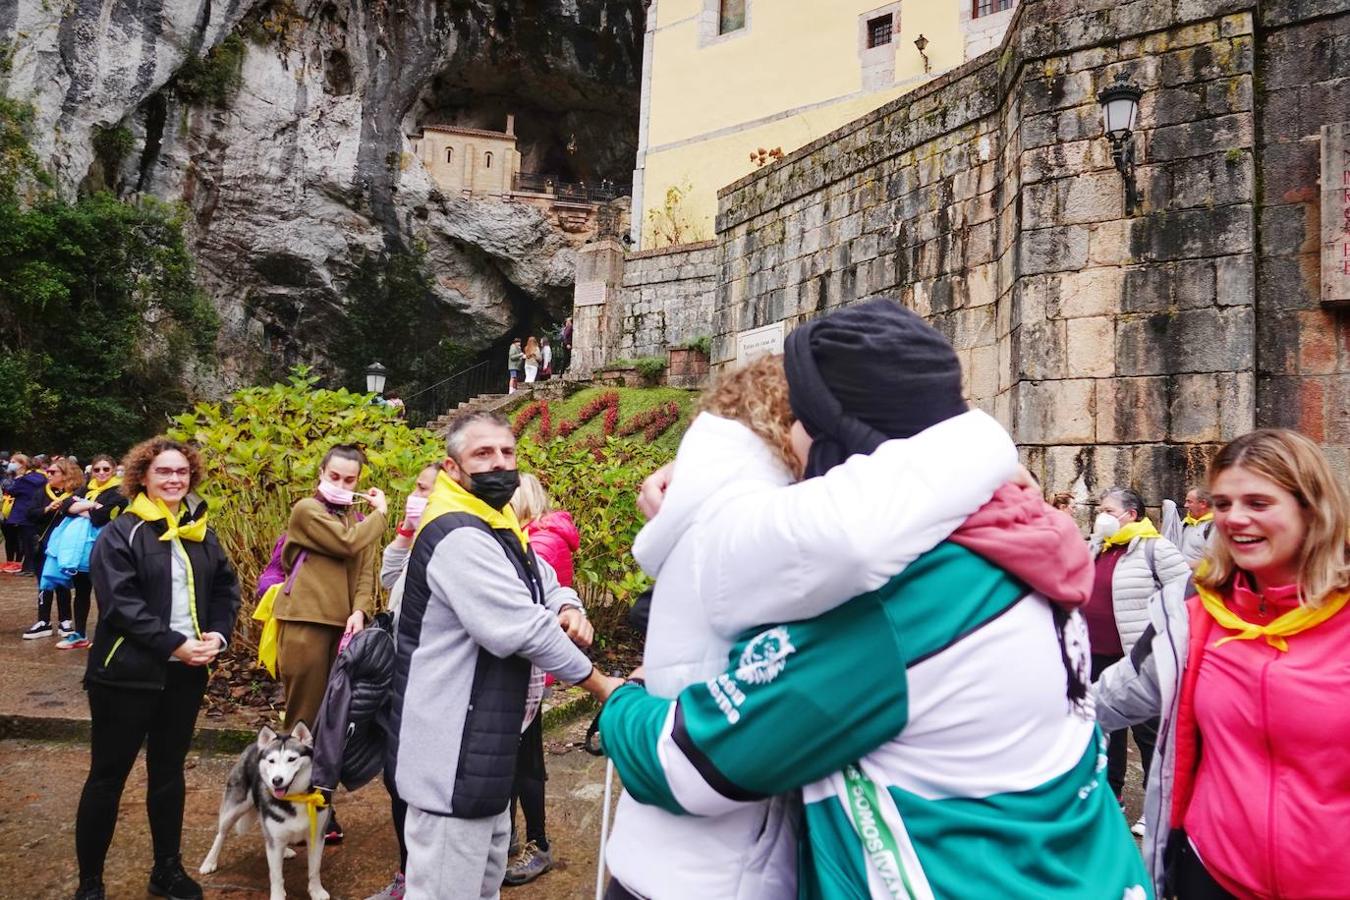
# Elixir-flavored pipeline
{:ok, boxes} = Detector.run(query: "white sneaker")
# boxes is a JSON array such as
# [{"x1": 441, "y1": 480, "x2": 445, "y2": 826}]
[
  {"x1": 1131, "y1": 815, "x2": 1146, "y2": 837},
  {"x1": 58, "y1": 620, "x2": 76, "y2": 637}
]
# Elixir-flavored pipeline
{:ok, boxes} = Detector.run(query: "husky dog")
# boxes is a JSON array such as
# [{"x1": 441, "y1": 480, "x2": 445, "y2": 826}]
[{"x1": 199, "y1": 722, "x2": 331, "y2": 900}]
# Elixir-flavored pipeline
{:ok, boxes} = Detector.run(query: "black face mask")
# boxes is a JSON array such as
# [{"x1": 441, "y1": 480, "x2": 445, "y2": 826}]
[{"x1": 468, "y1": 469, "x2": 520, "y2": 509}]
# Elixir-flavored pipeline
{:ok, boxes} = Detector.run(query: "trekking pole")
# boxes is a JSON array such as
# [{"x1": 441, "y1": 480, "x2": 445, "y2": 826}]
[
  {"x1": 585, "y1": 712, "x2": 612, "y2": 900},
  {"x1": 594, "y1": 758, "x2": 615, "y2": 900}
]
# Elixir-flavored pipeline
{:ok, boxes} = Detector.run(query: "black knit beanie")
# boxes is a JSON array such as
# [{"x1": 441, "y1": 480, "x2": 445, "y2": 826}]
[{"x1": 783, "y1": 297, "x2": 966, "y2": 477}]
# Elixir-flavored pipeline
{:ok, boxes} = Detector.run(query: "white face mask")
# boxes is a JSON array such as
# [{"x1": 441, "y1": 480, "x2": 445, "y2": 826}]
[
  {"x1": 1092, "y1": 512, "x2": 1122, "y2": 541},
  {"x1": 317, "y1": 480, "x2": 355, "y2": 506},
  {"x1": 404, "y1": 495, "x2": 429, "y2": 526}
]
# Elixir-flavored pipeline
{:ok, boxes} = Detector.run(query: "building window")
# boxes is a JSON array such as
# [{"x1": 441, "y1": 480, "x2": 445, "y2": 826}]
[
  {"x1": 973, "y1": 0, "x2": 1014, "y2": 17},
  {"x1": 719, "y1": 0, "x2": 745, "y2": 34},
  {"x1": 445, "y1": 147, "x2": 453, "y2": 163},
  {"x1": 866, "y1": 14, "x2": 893, "y2": 48},
  {"x1": 484, "y1": 151, "x2": 493, "y2": 168}
]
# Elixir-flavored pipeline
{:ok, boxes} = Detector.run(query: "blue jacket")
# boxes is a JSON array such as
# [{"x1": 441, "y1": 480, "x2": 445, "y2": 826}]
[{"x1": 5, "y1": 472, "x2": 48, "y2": 526}]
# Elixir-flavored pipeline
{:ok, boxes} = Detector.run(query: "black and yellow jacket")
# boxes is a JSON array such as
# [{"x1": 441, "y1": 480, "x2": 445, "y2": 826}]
[{"x1": 85, "y1": 497, "x2": 240, "y2": 690}]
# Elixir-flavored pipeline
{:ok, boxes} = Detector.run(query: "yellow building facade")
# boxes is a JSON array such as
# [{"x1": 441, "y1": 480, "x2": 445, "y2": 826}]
[{"x1": 633, "y1": 0, "x2": 1017, "y2": 248}]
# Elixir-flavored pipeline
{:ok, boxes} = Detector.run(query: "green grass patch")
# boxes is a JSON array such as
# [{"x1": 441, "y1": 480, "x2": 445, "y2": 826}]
[{"x1": 517, "y1": 386, "x2": 699, "y2": 451}]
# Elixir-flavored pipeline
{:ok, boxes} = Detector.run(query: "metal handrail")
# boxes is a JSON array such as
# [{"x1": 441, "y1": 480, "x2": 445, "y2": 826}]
[
  {"x1": 404, "y1": 359, "x2": 506, "y2": 427},
  {"x1": 402, "y1": 359, "x2": 492, "y2": 401}
]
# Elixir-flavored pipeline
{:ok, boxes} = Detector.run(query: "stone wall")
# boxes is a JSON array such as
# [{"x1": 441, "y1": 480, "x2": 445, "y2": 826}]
[
  {"x1": 614, "y1": 241, "x2": 720, "y2": 359},
  {"x1": 1252, "y1": 2, "x2": 1350, "y2": 476},
  {"x1": 570, "y1": 239, "x2": 718, "y2": 372},
  {"x1": 706, "y1": 0, "x2": 1350, "y2": 504}
]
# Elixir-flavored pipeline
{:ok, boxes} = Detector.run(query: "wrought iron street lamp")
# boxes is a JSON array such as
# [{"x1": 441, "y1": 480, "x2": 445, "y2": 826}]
[
  {"x1": 365, "y1": 361, "x2": 388, "y2": 396},
  {"x1": 914, "y1": 34, "x2": 931, "y2": 74},
  {"x1": 1097, "y1": 73, "x2": 1143, "y2": 215}
]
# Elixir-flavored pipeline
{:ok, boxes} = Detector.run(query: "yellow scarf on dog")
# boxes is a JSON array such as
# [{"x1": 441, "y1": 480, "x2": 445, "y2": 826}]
[{"x1": 280, "y1": 790, "x2": 329, "y2": 844}]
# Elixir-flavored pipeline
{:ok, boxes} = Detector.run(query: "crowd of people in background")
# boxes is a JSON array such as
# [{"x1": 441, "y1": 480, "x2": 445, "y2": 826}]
[
  {"x1": 4, "y1": 294, "x2": 1349, "y2": 900},
  {"x1": 506, "y1": 318, "x2": 570, "y2": 394}
]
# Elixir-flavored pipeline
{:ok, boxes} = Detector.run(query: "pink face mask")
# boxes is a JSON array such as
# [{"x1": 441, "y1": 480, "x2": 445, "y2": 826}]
[
  {"x1": 317, "y1": 480, "x2": 355, "y2": 506},
  {"x1": 404, "y1": 495, "x2": 429, "y2": 526}
]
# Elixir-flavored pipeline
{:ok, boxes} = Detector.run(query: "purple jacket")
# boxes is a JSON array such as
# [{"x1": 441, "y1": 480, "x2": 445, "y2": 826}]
[{"x1": 4, "y1": 472, "x2": 48, "y2": 526}]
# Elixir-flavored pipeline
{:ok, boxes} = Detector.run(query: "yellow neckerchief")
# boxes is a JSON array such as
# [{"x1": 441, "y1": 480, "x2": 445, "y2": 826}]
[
  {"x1": 86, "y1": 476, "x2": 122, "y2": 498},
  {"x1": 45, "y1": 483, "x2": 71, "y2": 503},
  {"x1": 127, "y1": 493, "x2": 208, "y2": 542},
  {"x1": 280, "y1": 790, "x2": 329, "y2": 843},
  {"x1": 129, "y1": 493, "x2": 207, "y2": 639},
  {"x1": 418, "y1": 470, "x2": 528, "y2": 549},
  {"x1": 1183, "y1": 511, "x2": 1214, "y2": 527},
  {"x1": 1100, "y1": 516, "x2": 1162, "y2": 552},
  {"x1": 1194, "y1": 561, "x2": 1350, "y2": 652}
]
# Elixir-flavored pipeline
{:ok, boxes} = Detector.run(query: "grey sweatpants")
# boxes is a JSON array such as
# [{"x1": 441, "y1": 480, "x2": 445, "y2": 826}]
[{"x1": 405, "y1": 805, "x2": 511, "y2": 900}]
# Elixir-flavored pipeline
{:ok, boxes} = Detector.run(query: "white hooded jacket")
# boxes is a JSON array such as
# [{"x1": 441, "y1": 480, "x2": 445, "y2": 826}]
[{"x1": 604, "y1": 408, "x2": 1021, "y2": 900}]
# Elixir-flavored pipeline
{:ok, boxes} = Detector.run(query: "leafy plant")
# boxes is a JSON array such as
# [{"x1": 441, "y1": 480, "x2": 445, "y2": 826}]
[
  {"x1": 174, "y1": 34, "x2": 246, "y2": 106},
  {"x1": 517, "y1": 435, "x2": 675, "y2": 633},
  {"x1": 167, "y1": 366, "x2": 442, "y2": 647},
  {"x1": 643, "y1": 178, "x2": 710, "y2": 249},
  {"x1": 680, "y1": 335, "x2": 712, "y2": 356},
  {"x1": 0, "y1": 100, "x2": 218, "y2": 456},
  {"x1": 631, "y1": 356, "x2": 668, "y2": 382}
]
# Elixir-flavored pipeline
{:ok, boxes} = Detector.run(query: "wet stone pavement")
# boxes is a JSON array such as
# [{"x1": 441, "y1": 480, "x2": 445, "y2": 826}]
[
  {"x1": 0, "y1": 575, "x2": 612, "y2": 899},
  {"x1": 0, "y1": 566, "x2": 1147, "y2": 899}
]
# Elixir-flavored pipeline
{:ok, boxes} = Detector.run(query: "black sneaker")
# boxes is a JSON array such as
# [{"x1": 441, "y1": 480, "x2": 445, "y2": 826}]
[
  {"x1": 22, "y1": 621, "x2": 53, "y2": 640},
  {"x1": 72, "y1": 878, "x2": 105, "y2": 900},
  {"x1": 148, "y1": 855, "x2": 203, "y2": 899}
]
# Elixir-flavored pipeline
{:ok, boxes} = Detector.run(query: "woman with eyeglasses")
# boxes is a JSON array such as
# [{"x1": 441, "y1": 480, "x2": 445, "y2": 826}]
[
  {"x1": 21, "y1": 458, "x2": 86, "y2": 640},
  {"x1": 3, "y1": 454, "x2": 47, "y2": 577},
  {"x1": 57, "y1": 455, "x2": 127, "y2": 649},
  {"x1": 73, "y1": 437, "x2": 239, "y2": 900}
]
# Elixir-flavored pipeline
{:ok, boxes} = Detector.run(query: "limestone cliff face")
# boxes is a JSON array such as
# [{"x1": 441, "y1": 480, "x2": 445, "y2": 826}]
[{"x1": 2, "y1": 0, "x2": 643, "y2": 390}]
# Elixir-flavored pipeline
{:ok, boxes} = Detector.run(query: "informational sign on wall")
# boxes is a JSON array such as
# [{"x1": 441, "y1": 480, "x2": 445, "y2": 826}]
[
  {"x1": 574, "y1": 281, "x2": 609, "y2": 307},
  {"x1": 734, "y1": 321, "x2": 786, "y2": 365},
  {"x1": 1321, "y1": 123, "x2": 1350, "y2": 306}
]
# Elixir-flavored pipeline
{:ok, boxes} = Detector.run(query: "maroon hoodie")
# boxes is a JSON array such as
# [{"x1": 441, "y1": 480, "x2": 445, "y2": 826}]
[{"x1": 948, "y1": 484, "x2": 1092, "y2": 610}]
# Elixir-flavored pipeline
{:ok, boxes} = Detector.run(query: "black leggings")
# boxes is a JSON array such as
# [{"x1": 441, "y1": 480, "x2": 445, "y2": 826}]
[
  {"x1": 510, "y1": 713, "x2": 548, "y2": 848},
  {"x1": 1171, "y1": 838, "x2": 1236, "y2": 899},
  {"x1": 2, "y1": 523, "x2": 21, "y2": 563},
  {"x1": 38, "y1": 573, "x2": 92, "y2": 631},
  {"x1": 76, "y1": 664, "x2": 207, "y2": 880},
  {"x1": 384, "y1": 765, "x2": 409, "y2": 873},
  {"x1": 18, "y1": 523, "x2": 39, "y2": 573}
]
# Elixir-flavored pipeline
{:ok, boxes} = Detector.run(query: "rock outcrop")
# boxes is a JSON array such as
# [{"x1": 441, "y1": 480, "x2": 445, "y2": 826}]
[{"x1": 2, "y1": 0, "x2": 644, "y2": 391}]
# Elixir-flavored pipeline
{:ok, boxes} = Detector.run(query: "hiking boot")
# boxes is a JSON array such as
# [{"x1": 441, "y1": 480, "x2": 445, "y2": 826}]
[
  {"x1": 58, "y1": 620, "x2": 76, "y2": 637},
  {"x1": 72, "y1": 878, "x2": 105, "y2": 900},
  {"x1": 148, "y1": 854, "x2": 203, "y2": 899},
  {"x1": 364, "y1": 872, "x2": 406, "y2": 900},
  {"x1": 22, "y1": 621, "x2": 53, "y2": 640},
  {"x1": 56, "y1": 631, "x2": 90, "y2": 649},
  {"x1": 503, "y1": 841, "x2": 553, "y2": 886}
]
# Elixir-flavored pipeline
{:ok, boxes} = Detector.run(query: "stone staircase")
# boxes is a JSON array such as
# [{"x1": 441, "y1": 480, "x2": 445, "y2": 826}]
[{"x1": 426, "y1": 381, "x2": 573, "y2": 435}]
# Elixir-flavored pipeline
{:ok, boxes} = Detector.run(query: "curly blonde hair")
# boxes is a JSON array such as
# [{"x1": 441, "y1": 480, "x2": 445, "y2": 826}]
[
  {"x1": 1197, "y1": 429, "x2": 1350, "y2": 607},
  {"x1": 119, "y1": 437, "x2": 204, "y2": 499},
  {"x1": 698, "y1": 354, "x2": 800, "y2": 478}
]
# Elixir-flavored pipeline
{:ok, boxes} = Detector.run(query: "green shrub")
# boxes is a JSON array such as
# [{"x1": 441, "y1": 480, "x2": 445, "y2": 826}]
[
  {"x1": 0, "y1": 121, "x2": 217, "y2": 455},
  {"x1": 167, "y1": 366, "x2": 442, "y2": 646},
  {"x1": 632, "y1": 355, "x2": 668, "y2": 381},
  {"x1": 681, "y1": 335, "x2": 712, "y2": 356},
  {"x1": 174, "y1": 34, "x2": 246, "y2": 105},
  {"x1": 517, "y1": 435, "x2": 673, "y2": 634}
]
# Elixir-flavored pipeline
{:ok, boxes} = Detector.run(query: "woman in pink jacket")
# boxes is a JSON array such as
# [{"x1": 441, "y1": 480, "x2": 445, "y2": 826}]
[
  {"x1": 502, "y1": 473, "x2": 580, "y2": 886},
  {"x1": 1094, "y1": 428, "x2": 1350, "y2": 899}
]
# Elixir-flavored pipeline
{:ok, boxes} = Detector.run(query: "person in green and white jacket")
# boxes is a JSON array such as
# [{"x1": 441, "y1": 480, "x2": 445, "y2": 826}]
[{"x1": 600, "y1": 300, "x2": 1150, "y2": 900}]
